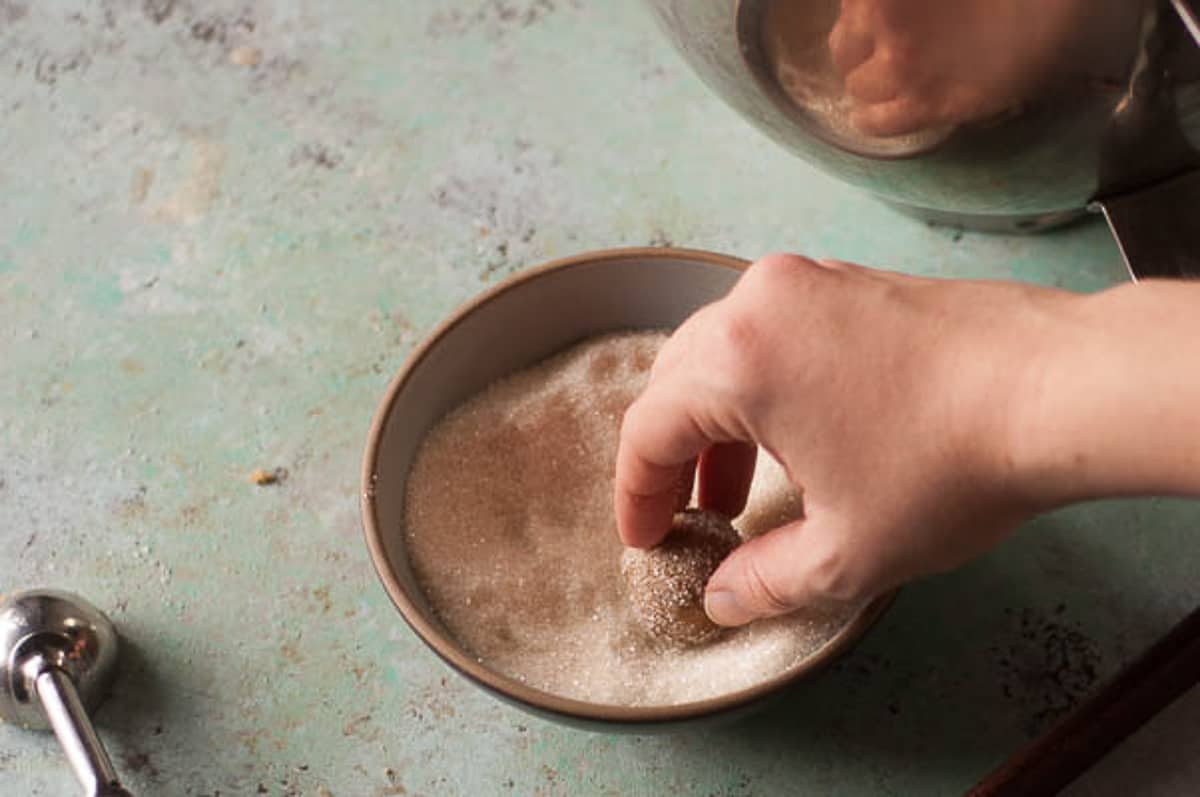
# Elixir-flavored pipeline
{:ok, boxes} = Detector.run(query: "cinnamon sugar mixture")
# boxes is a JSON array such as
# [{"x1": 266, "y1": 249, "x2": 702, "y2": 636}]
[{"x1": 404, "y1": 332, "x2": 856, "y2": 706}]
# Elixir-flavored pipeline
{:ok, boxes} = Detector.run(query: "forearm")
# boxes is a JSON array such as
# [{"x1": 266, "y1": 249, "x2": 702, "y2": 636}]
[{"x1": 1013, "y1": 280, "x2": 1200, "y2": 506}]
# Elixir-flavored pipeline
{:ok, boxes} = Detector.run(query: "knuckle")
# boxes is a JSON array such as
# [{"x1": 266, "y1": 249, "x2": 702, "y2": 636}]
[
  {"x1": 745, "y1": 253, "x2": 810, "y2": 285},
  {"x1": 805, "y1": 542, "x2": 870, "y2": 603},
  {"x1": 828, "y1": 20, "x2": 846, "y2": 49},
  {"x1": 854, "y1": 104, "x2": 915, "y2": 138},
  {"x1": 740, "y1": 556, "x2": 796, "y2": 615},
  {"x1": 618, "y1": 394, "x2": 657, "y2": 452},
  {"x1": 654, "y1": 304, "x2": 712, "y2": 380},
  {"x1": 740, "y1": 255, "x2": 825, "y2": 305},
  {"x1": 618, "y1": 393, "x2": 644, "y2": 435},
  {"x1": 880, "y1": 40, "x2": 919, "y2": 79},
  {"x1": 704, "y1": 307, "x2": 769, "y2": 398},
  {"x1": 713, "y1": 307, "x2": 761, "y2": 359}
]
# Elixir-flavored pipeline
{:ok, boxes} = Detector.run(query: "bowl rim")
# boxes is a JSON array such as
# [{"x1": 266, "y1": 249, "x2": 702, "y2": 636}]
[{"x1": 361, "y1": 245, "x2": 897, "y2": 725}]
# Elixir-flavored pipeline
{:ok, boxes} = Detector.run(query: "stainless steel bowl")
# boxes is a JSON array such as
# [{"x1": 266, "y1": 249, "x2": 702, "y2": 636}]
[{"x1": 644, "y1": 0, "x2": 1200, "y2": 274}]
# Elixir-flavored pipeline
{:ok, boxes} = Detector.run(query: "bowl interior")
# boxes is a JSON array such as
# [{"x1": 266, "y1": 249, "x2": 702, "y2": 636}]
[
  {"x1": 363, "y1": 248, "x2": 893, "y2": 724},
  {"x1": 369, "y1": 251, "x2": 740, "y2": 612}
]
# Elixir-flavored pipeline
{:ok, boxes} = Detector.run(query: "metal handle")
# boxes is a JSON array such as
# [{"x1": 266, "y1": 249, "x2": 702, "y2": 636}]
[
  {"x1": 34, "y1": 665, "x2": 132, "y2": 797},
  {"x1": 0, "y1": 590, "x2": 133, "y2": 797},
  {"x1": 1096, "y1": 169, "x2": 1200, "y2": 280},
  {"x1": 1171, "y1": 0, "x2": 1200, "y2": 45},
  {"x1": 1092, "y1": 0, "x2": 1200, "y2": 279}
]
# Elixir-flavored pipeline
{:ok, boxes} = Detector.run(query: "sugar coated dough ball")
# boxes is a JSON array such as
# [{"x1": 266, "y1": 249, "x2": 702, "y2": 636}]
[{"x1": 620, "y1": 509, "x2": 743, "y2": 646}]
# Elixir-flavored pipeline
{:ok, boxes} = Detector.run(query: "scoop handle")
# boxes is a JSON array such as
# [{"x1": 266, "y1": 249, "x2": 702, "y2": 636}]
[
  {"x1": 1172, "y1": 0, "x2": 1200, "y2": 43},
  {"x1": 35, "y1": 665, "x2": 133, "y2": 797}
]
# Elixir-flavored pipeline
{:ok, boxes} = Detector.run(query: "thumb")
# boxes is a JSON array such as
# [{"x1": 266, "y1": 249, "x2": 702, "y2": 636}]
[{"x1": 704, "y1": 518, "x2": 865, "y2": 627}]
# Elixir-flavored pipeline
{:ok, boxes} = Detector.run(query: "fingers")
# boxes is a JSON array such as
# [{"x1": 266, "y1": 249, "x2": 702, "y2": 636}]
[
  {"x1": 849, "y1": 96, "x2": 935, "y2": 138},
  {"x1": 616, "y1": 253, "x2": 833, "y2": 552},
  {"x1": 828, "y1": 8, "x2": 949, "y2": 138},
  {"x1": 704, "y1": 516, "x2": 878, "y2": 627},
  {"x1": 829, "y1": 18, "x2": 874, "y2": 76},
  {"x1": 675, "y1": 457, "x2": 697, "y2": 512},
  {"x1": 615, "y1": 386, "x2": 716, "y2": 549},
  {"x1": 844, "y1": 62, "x2": 901, "y2": 104},
  {"x1": 698, "y1": 442, "x2": 757, "y2": 519}
]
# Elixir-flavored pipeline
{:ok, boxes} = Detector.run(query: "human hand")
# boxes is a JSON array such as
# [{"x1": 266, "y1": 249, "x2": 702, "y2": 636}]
[
  {"x1": 828, "y1": 0, "x2": 1087, "y2": 136},
  {"x1": 614, "y1": 255, "x2": 1076, "y2": 626}
]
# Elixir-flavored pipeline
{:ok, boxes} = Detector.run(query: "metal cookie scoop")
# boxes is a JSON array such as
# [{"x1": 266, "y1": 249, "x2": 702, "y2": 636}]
[{"x1": 0, "y1": 590, "x2": 133, "y2": 796}]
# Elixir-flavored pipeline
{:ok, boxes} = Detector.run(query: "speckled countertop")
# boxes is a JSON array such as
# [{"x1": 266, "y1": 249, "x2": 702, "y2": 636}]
[{"x1": 2, "y1": 1, "x2": 1198, "y2": 795}]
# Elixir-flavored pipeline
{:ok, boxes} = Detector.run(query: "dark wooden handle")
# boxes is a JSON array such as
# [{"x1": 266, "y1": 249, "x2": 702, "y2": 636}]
[{"x1": 968, "y1": 604, "x2": 1200, "y2": 796}]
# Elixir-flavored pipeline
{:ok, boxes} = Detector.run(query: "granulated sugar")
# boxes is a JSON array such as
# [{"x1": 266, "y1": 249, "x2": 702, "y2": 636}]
[{"x1": 404, "y1": 332, "x2": 857, "y2": 706}]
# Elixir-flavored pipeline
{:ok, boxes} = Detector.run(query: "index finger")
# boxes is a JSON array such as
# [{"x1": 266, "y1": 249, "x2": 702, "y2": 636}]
[{"x1": 614, "y1": 383, "x2": 720, "y2": 549}]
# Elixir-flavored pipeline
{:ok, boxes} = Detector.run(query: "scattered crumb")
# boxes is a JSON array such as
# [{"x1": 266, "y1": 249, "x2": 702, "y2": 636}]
[
  {"x1": 228, "y1": 45, "x2": 262, "y2": 67},
  {"x1": 129, "y1": 167, "x2": 154, "y2": 204},
  {"x1": 381, "y1": 767, "x2": 407, "y2": 794},
  {"x1": 249, "y1": 467, "x2": 287, "y2": 486}
]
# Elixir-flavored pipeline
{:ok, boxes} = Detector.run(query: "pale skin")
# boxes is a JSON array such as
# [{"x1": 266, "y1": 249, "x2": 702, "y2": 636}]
[
  {"x1": 614, "y1": 254, "x2": 1200, "y2": 626},
  {"x1": 828, "y1": 0, "x2": 1093, "y2": 136}
]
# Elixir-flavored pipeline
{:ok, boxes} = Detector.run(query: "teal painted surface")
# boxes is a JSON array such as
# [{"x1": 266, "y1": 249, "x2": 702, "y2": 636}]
[{"x1": 0, "y1": 1, "x2": 1192, "y2": 795}]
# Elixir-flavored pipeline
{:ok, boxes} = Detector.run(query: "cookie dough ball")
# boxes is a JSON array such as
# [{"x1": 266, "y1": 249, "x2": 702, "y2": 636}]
[{"x1": 620, "y1": 509, "x2": 743, "y2": 646}]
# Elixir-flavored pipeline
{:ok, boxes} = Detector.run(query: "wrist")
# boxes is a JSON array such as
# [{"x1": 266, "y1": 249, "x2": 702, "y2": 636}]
[
  {"x1": 979, "y1": 283, "x2": 1109, "y2": 512},
  {"x1": 1001, "y1": 288, "x2": 1097, "y2": 509},
  {"x1": 1005, "y1": 280, "x2": 1200, "y2": 507}
]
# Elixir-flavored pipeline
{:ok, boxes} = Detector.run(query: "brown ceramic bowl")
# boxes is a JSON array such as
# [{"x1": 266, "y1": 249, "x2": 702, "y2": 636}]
[{"x1": 361, "y1": 247, "x2": 895, "y2": 730}]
